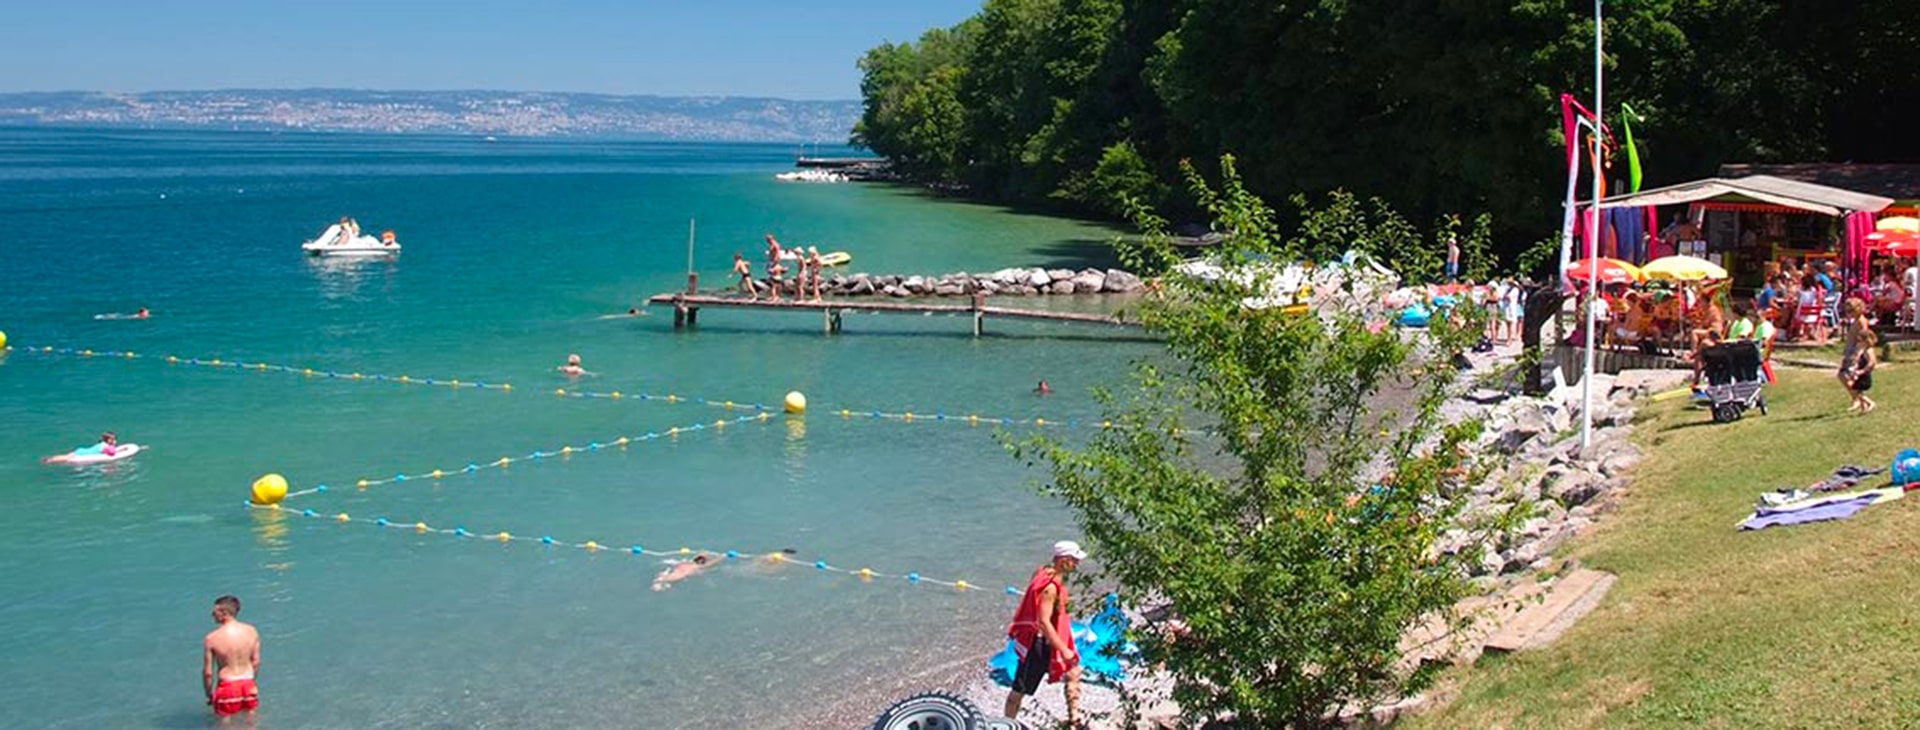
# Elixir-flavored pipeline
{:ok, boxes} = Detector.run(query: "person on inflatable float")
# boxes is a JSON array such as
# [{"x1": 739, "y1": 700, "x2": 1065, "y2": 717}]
[{"x1": 1004, "y1": 540, "x2": 1085, "y2": 726}]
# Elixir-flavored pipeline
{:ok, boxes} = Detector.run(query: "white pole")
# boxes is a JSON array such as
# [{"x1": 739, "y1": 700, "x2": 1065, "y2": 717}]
[
  {"x1": 687, "y1": 217, "x2": 696, "y2": 274},
  {"x1": 1581, "y1": 0, "x2": 1603, "y2": 453}
]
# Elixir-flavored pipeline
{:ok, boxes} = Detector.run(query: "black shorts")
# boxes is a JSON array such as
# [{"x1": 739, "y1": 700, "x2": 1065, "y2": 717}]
[
  {"x1": 1854, "y1": 367, "x2": 1874, "y2": 392},
  {"x1": 1011, "y1": 635, "x2": 1052, "y2": 695}
]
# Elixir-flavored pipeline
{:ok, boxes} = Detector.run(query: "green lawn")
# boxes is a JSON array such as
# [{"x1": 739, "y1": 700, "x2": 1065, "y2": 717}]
[{"x1": 1407, "y1": 359, "x2": 1920, "y2": 729}]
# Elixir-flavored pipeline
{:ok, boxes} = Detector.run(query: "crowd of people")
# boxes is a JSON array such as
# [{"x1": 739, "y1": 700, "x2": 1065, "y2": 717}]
[{"x1": 736, "y1": 233, "x2": 829, "y2": 302}]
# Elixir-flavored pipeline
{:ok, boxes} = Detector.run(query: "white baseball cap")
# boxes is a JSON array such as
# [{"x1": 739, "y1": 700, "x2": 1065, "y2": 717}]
[{"x1": 1052, "y1": 540, "x2": 1088, "y2": 561}]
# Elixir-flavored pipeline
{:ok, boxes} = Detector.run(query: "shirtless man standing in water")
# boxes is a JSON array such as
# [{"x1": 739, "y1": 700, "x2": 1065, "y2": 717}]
[{"x1": 203, "y1": 595, "x2": 261, "y2": 717}]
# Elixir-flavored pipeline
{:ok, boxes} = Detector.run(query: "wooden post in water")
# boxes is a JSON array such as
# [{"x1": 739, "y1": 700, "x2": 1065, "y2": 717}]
[
  {"x1": 685, "y1": 217, "x2": 699, "y2": 294},
  {"x1": 970, "y1": 292, "x2": 986, "y2": 337}
]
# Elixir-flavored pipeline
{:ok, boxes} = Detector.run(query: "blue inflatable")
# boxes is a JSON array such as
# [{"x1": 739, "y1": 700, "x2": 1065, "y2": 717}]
[
  {"x1": 1397, "y1": 303, "x2": 1432, "y2": 328},
  {"x1": 988, "y1": 594, "x2": 1136, "y2": 686}
]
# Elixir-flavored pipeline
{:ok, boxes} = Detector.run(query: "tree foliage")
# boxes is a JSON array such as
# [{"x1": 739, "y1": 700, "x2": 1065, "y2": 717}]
[
  {"x1": 854, "y1": 0, "x2": 1920, "y2": 253},
  {"x1": 1012, "y1": 157, "x2": 1500, "y2": 727}
]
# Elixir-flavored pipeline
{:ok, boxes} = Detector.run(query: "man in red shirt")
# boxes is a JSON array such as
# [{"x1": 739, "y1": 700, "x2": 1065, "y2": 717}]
[{"x1": 1004, "y1": 540, "x2": 1086, "y2": 725}]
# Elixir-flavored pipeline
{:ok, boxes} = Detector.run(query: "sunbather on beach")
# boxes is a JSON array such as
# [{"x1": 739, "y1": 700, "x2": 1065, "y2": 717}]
[{"x1": 651, "y1": 552, "x2": 719, "y2": 591}]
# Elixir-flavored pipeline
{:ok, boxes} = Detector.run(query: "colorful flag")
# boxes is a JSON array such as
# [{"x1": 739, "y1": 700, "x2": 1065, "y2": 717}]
[{"x1": 1621, "y1": 104, "x2": 1644, "y2": 193}]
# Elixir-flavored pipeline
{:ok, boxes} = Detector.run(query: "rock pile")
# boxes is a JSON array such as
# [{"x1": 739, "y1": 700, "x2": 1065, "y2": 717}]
[
  {"x1": 1437, "y1": 368, "x2": 1689, "y2": 579},
  {"x1": 747, "y1": 267, "x2": 1146, "y2": 299}
]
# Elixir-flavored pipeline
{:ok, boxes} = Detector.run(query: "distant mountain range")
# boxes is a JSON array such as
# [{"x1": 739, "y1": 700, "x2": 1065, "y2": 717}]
[{"x1": 0, "y1": 89, "x2": 861, "y2": 142}]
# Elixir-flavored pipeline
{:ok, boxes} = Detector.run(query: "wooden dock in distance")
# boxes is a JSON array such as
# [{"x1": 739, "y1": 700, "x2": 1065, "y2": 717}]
[{"x1": 647, "y1": 292, "x2": 1140, "y2": 336}]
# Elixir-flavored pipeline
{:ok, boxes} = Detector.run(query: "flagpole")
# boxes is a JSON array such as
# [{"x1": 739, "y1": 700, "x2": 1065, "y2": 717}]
[{"x1": 1581, "y1": 0, "x2": 1604, "y2": 453}]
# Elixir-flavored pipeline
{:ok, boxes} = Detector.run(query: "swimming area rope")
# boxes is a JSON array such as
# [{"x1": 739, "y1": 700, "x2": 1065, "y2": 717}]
[
  {"x1": 23, "y1": 342, "x2": 1174, "y2": 433},
  {"x1": 19, "y1": 343, "x2": 1050, "y2": 598},
  {"x1": 247, "y1": 501, "x2": 1020, "y2": 598},
  {"x1": 279, "y1": 412, "x2": 772, "y2": 501}
]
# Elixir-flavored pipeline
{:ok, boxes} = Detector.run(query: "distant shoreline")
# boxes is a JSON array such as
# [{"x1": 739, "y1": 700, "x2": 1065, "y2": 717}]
[{"x1": 0, "y1": 88, "x2": 861, "y2": 143}]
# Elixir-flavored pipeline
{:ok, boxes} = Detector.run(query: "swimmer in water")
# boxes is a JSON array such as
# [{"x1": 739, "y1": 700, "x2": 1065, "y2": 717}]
[
  {"x1": 46, "y1": 431, "x2": 118, "y2": 463},
  {"x1": 136, "y1": 307, "x2": 150, "y2": 319},
  {"x1": 652, "y1": 552, "x2": 719, "y2": 591},
  {"x1": 557, "y1": 353, "x2": 591, "y2": 377},
  {"x1": 1035, "y1": 380, "x2": 1052, "y2": 396}
]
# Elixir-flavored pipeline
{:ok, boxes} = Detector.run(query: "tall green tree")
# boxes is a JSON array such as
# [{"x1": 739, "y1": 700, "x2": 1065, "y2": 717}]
[{"x1": 1012, "y1": 157, "x2": 1498, "y2": 726}]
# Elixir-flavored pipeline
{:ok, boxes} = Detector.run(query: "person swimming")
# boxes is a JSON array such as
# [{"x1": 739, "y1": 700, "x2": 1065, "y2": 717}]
[
  {"x1": 95, "y1": 307, "x2": 152, "y2": 320},
  {"x1": 557, "y1": 353, "x2": 592, "y2": 377},
  {"x1": 1034, "y1": 380, "x2": 1052, "y2": 396},
  {"x1": 652, "y1": 552, "x2": 718, "y2": 591},
  {"x1": 46, "y1": 431, "x2": 118, "y2": 462}
]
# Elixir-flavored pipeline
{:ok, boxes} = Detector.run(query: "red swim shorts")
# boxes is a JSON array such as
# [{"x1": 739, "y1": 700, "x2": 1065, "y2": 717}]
[{"x1": 212, "y1": 678, "x2": 258, "y2": 715}]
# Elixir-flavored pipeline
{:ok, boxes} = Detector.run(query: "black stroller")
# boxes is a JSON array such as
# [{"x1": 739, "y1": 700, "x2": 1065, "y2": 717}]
[{"x1": 1701, "y1": 340, "x2": 1768, "y2": 423}]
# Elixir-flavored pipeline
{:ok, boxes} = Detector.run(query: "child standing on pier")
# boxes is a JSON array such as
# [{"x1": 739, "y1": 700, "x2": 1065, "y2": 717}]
[{"x1": 733, "y1": 253, "x2": 755, "y2": 299}]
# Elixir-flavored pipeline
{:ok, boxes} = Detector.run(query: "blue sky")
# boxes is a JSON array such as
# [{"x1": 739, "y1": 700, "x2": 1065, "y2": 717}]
[{"x1": 0, "y1": 1, "x2": 983, "y2": 99}]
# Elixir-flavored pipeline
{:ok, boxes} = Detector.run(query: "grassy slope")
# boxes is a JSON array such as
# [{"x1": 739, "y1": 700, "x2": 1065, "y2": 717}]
[{"x1": 1408, "y1": 362, "x2": 1920, "y2": 729}]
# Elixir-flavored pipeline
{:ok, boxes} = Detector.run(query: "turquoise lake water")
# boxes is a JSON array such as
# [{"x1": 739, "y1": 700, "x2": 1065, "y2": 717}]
[{"x1": 0, "y1": 128, "x2": 1153, "y2": 728}]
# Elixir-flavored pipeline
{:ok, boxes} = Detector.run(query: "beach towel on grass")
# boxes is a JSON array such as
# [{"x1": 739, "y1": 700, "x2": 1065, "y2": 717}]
[{"x1": 1739, "y1": 487, "x2": 1905, "y2": 531}]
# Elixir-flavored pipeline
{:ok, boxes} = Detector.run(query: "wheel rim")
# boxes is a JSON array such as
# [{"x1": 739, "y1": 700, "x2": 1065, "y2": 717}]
[{"x1": 892, "y1": 707, "x2": 964, "y2": 730}]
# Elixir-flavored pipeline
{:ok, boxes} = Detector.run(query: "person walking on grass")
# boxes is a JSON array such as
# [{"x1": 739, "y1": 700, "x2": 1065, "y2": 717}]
[
  {"x1": 1839, "y1": 298, "x2": 1878, "y2": 414},
  {"x1": 1005, "y1": 540, "x2": 1086, "y2": 727}
]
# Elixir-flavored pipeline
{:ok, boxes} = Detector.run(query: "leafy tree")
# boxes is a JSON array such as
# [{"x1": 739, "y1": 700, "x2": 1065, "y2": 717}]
[{"x1": 1012, "y1": 157, "x2": 1497, "y2": 727}]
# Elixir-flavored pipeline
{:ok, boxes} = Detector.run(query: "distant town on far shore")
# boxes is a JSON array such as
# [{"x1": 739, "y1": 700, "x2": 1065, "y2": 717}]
[{"x1": 0, "y1": 89, "x2": 861, "y2": 142}]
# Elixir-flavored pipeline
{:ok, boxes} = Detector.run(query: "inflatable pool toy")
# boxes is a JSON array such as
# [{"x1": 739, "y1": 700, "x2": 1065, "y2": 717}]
[
  {"x1": 1397, "y1": 303, "x2": 1432, "y2": 328},
  {"x1": 778, "y1": 250, "x2": 852, "y2": 266},
  {"x1": 988, "y1": 594, "x2": 1136, "y2": 686},
  {"x1": 43, "y1": 443, "x2": 143, "y2": 465}
]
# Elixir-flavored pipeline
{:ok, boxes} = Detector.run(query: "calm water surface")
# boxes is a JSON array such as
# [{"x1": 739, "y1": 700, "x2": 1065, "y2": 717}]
[{"x1": 0, "y1": 128, "x2": 1150, "y2": 729}]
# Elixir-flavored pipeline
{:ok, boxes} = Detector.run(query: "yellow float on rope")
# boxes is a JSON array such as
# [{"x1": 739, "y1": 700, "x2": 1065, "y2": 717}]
[
  {"x1": 497, "y1": 531, "x2": 512, "y2": 542},
  {"x1": 784, "y1": 391, "x2": 807, "y2": 414},
  {"x1": 336, "y1": 513, "x2": 350, "y2": 522},
  {"x1": 415, "y1": 522, "x2": 430, "y2": 533},
  {"x1": 584, "y1": 541, "x2": 601, "y2": 552},
  {"x1": 0, "y1": 330, "x2": 7, "y2": 350},
  {"x1": 249, "y1": 474, "x2": 289, "y2": 505}
]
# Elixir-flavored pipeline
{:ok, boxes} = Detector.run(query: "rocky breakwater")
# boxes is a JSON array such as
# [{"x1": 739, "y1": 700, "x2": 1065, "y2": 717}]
[
  {"x1": 760, "y1": 266, "x2": 1146, "y2": 298},
  {"x1": 1436, "y1": 368, "x2": 1692, "y2": 579}
]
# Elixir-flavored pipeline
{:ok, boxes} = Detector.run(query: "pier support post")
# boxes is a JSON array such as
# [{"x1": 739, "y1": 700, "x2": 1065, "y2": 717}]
[
  {"x1": 673, "y1": 304, "x2": 686, "y2": 329},
  {"x1": 825, "y1": 308, "x2": 843, "y2": 335},
  {"x1": 686, "y1": 307, "x2": 698, "y2": 328},
  {"x1": 970, "y1": 292, "x2": 986, "y2": 337}
]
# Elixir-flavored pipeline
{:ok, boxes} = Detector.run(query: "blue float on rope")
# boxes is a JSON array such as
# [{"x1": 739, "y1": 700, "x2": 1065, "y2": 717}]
[
  {"x1": 1006, "y1": 586, "x2": 1019, "y2": 595},
  {"x1": 395, "y1": 473, "x2": 407, "y2": 481},
  {"x1": 316, "y1": 484, "x2": 329, "y2": 493},
  {"x1": 631, "y1": 545, "x2": 644, "y2": 554},
  {"x1": 302, "y1": 509, "x2": 315, "y2": 517},
  {"x1": 908, "y1": 573, "x2": 921, "y2": 583},
  {"x1": 377, "y1": 518, "x2": 390, "y2": 526},
  {"x1": 815, "y1": 560, "x2": 827, "y2": 570},
  {"x1": 465, "y1": 463, "x2": 478, "y2": 472},
  {"x1": 455, "y1": 528, "x2": 469, "y2": 537},
  {"x1": 541, "y1": 536, "x2": 555, "y2": 545},
  {"x1": 726, "y1": 550, "x2": 739, "y2": 560}
]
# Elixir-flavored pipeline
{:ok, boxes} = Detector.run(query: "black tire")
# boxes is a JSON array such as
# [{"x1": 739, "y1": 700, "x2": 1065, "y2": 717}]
[{"x1": 872, "y1": 691, "x2": 985, "y2": 730}]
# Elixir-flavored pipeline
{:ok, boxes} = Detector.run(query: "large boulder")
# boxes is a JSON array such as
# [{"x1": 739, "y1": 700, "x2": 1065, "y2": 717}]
[
  {"x1": 883, "y1": 284, "x2": 908, "y2": 298},
  {"x1": 934, "y1": 283, "x2": 964, "y2": 297},
  {"x1": 1496, "y1": 405, "x2": 1554, "y2": 453},
  {"x1": 1048, "y1": 280, "x2": 1077, "y2": 295},
  {"x1": 1071, "y1": 270, "x2": 1107, "y2": 292},
  {"x1": 1103, "y1": 269, "x2": 1144, "y2": 293},
  {"x1": 1027, "y1": 268, "x2": 1053, "y2": 288},
  {"x1": 849, "y1": 277, "x2": 876, "y2": 296},
  {"x1": 1046, "y1": 268, "x2": 1077, "y2": 283},
  {"x1": 992, "y1": 268, "x2": 1025, "y2": 286},
  {"x1": 1544, "y1": 467, "x2": 1604, "y2": 506},
  {"x1": 902, "y1": 275, "x2": 928, "y2": 293}
]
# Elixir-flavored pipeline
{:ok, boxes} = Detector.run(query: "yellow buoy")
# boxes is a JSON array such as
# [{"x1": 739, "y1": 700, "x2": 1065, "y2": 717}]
[
  {"x1": 584, "y1": 541, "x2": 601, "y2": 552},
  {"x1": 415, "y1": 522, "x2": 430, "y2": 533},
  {"x1": 336, "y1": 513, "x2": 350, "y2": 522},
  {"x1": 955, "y1": 580, "x2": 970, "y2": 590},
  {"x1": 0, "y1": 330, "x2": 7, "y2": 350},
  {"x1": 497, "y1": 531, "x2": 512, "y2": 542},
  {"x1": 250, "y1": 474, "x2": 289, "y2": 505},
  {"x1": 784, "y1": 391, "x2": 807, "y2": 414}
]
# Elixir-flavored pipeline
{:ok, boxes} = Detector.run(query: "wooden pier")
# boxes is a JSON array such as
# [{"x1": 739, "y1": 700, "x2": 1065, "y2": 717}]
[{"x1": 647, "y1": 293, "x2": 1139, "y2": 336}]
